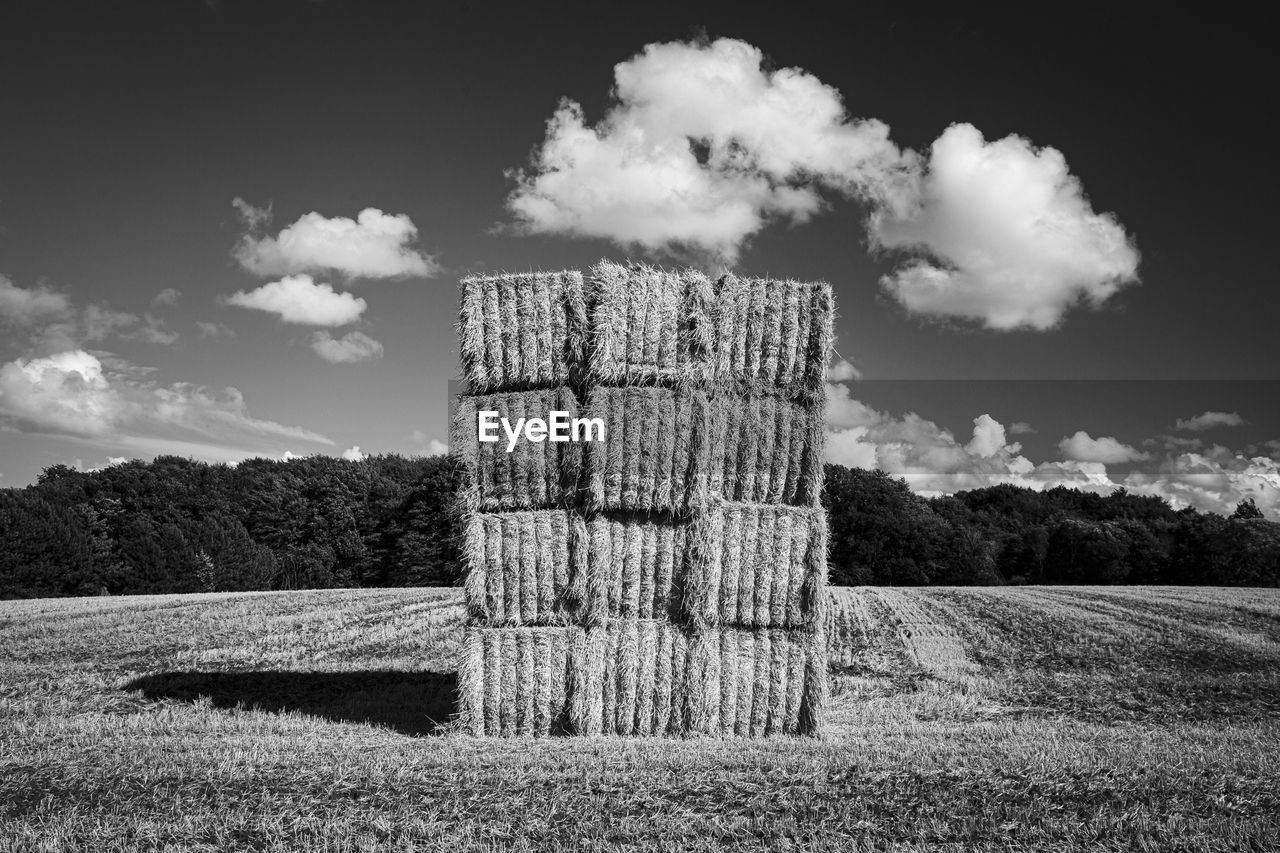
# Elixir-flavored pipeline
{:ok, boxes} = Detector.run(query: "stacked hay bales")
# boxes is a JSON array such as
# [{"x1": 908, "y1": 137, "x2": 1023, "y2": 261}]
[{"x1": 454, "y1": 261, "x2": 832, "y2": 736}]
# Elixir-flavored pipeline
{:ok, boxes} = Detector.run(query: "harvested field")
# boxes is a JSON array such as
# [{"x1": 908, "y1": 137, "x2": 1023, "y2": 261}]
[{"x1": 4, "y1": 586, "x2": 1279, "y2": 850}]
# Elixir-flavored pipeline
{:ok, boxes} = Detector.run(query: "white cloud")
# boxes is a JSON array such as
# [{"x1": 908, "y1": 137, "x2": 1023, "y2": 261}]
[
  {"x1": 233, "y1": 203, "x2": 438, "y2": 279},
  {"x1": 227, "y1": 274, "x2": 367, "y2": 326},
  {"x1": 411, "y1": 431, "x2": 449, "y2": 456},
  {"x1": 1175, "y1": 410, "x2": 1247, "y2": 431},
  {"x1": 151, "y1": 288, "x2": 181, "y2": 307},
  {"x1": 507, "y1": 38, "x2": 910, "y2": 265},
  {"x1": 196, "y1": 321, "x2": 236, "y2": 339},
  {"x1": 1124, "y1": 450, "x2": 1280, "y2": 518},
  {"x1": 310, "y1": 330, "x2": 383, "y2": 363},
  {"x1": 1058, "y1": 430, "x2": 1149, "y2": 464},
  {"x1": 1008, "y1": 421, "x2": 1035, "y2": 435},
  {"x1": 0, "y1": 349, "x2": 332, "y2": 455},
  {"x1": 828, "y1": 358, "x2": 862, "y2": 382},
  {"x1": 0, "y1": 274, "x2": 71, "y2": 323},
  {"x1": 965, "y1": 414, "x2": 1007, "y2": 458},
  {"x1": 341, "y1": 445, "x2": 366, "y2": 462},
  {"x1": 873, "y1": 124, "x2": 1140, "y2": 330},
  {"x1": 509, "y1": 40, "x2": 1138, "y2": 329}
]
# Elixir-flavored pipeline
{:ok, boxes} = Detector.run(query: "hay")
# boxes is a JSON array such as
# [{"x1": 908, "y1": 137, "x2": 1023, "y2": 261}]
[
  {"x1": 457, "y1": 626, "x2": 576, "y2": 737},
  {"x1": 566, "y1": 623, "x2": 827, "y2": 737},
  {"x1": 458, "y1": 271, "x2": 587, "y2": 392},
  {"x1": 461, "y1": 510, "x2": 574, "y2": 626},
  {"x1": 708, "y1": 394, "x2": 824, "y2": 507},
  {"x1": 585, "y1": 513, "x2": 685, "y2": 622},
  {"x1": 711, "y1": 274, "x2": 834, "y2": 399},
  {"x1": 585, "y1": 260, "x2": 715, "y2": 387},
  {"x1": 454, "y1": 387, "x2": 582, "y2": 512},
  {"x1": 583, "y1": 387, "x2": 711, "y2": 515}
]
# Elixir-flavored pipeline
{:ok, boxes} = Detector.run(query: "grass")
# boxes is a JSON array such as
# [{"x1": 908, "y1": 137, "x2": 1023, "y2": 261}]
[{"x1": 2, "y1": 586, "x2": 1280, "y2": 851}]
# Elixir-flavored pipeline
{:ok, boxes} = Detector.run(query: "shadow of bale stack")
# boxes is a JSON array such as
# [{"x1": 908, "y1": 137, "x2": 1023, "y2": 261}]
[{"x1": 454, "y1": 261, "x2": 832, "y2": 736}]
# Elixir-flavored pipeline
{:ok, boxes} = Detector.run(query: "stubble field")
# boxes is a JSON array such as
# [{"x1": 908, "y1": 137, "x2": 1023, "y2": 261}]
[{"x1": 2, "y1": 586, "x2": 1279, "y2": 851}]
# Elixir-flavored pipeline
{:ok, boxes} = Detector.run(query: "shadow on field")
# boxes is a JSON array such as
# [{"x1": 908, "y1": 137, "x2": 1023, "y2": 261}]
[{"x1": 124, "y1": 670, "x2": 456, "y2": 736}]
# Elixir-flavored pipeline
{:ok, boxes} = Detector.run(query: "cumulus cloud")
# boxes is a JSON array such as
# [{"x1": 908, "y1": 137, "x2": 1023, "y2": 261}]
[
  {"x1": 227, "y1": 274, "x2": 367, "y2": 326},
  {"x1": 233, "y1": 202, "x2": 438, "y2": 279},
  {"x1": 0, "y1": 274, "x2": 71, "y2": 323},
  {"x1": 1175, "y1": 410, "x2": 1247, "y2": 431},
  {"x1": 1124, "y1": 450, "x2": 1280, "y2": 518},
  {"x1": 1058, "y1": 430, "x2": 1149, "y2": 464},
  {"x1": 0, "y1": 349, "x2": 331, "y2": 456},
  {"x1": 873, "y1": 124, "x2": 1140, "y2": 330},
  {"x1": 965, "y1": 414, "x2": 1007, "y2": 458},
  {"x1": 508, "y1": 38, "x2": 1138, "y2": 328},
  {"x1": 341, "y1": 445, "x2": 366, "y2": 462},
  {"x1": 507, "y1": 38, "x2": 909, "y2": 265},
  {"x1": 411, "y1": 431, "x2": 449, "y2": 456},
  {"x1": 310, "y1": 330, "x2": 384, "y2": 363},
  {"x1": 828, "y1": 358, "x2": 862, "y2": 382},
  {"x1": 151, "y1": 288, "x2": 181, "y2": 307}
]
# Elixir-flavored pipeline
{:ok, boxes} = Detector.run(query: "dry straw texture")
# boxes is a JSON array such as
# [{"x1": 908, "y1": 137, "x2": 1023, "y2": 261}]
[
  {"x1": 584, "y1": 513, "x2": 688, "y2": 624},
  {"x1": 683, "y1": 503, "x2": 828, "y2": 631},
  {"x1": 582, "y1": 386, "x2": 712, "y2": 516},
  {"x1": 458, "y1": 626, "x2": 578, "y2": 737},
  {"x1": 572, "y1": 623, "x2": 826, "y2": 737},
  {"x1": 462, "y1": 510, "x2": 582, "y2": 626},
  {"x1": 710, "y1": 273, "x2": 834, "y2": 399},
  {"x1": 585, "y1": 261, "x2": 715, "y2": 388},
  {"x1": 453, "y1": 387, "x2": 583, "y2": 512},
  {"x1": 708, "y1": 393, "x2": 825, "y2": 507},
  {"x1": 458, "y1": 271, "x2": 587, "y2": 392}
]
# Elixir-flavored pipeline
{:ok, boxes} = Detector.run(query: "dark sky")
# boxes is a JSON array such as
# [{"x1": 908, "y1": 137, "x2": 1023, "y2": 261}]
[{"x1": 1, "y1": 2, "x2": 1276, "y2": 512}]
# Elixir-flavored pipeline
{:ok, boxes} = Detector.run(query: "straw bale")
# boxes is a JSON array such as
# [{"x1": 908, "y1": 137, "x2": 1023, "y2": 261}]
[
  {"x1": 585, "y1": 260, "x2": 715, "y2": 387},
  {"x1": 454, "y1": 387, "x2": 582, "y2": 512},
  {"x1": 461, "y1": 509, "x2": 574, "y2": 626},
  {"x1": 458, "y1": 271, "x2": 586, "y2": 391},
  {"x1": 583, "y1": 387, "x2": 711, "y2": 515},
  {"x1": 709, "y1": 394, "x2": 824, "y2": 507},
  {"x1": 457, "y1": 626, "x2": 577, "y2": 737},
  {"x1": 711, "y1": 274, "x2": 834, "y2": 399}
]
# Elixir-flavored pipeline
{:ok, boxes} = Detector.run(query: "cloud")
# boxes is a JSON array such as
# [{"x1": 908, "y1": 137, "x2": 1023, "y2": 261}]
[
  {"x1": 233, "y1": 203, "x2": 438, "y2": 279},
  {"x1": 2, "y1": 275, "x2": 178, "y2": 350},
  {"x1": 151, "y1": 288, "x2": 181, "y2": 307},
  {"x1": 410, "y1": 431, "x2": 449, "y2": 456},
  {"x1": 1008, "y1": 421, "x2": 1035, "y2": 435},
  {"x1": 507, "y1": 38, "x2": 1137, "y2": 329},
  {"x1": 0, "y1": 274, "x2": 71, "y2": 323},
  {"x1": 341, "y1": 445, "x2": 366, "y2": 462},
  {"x1": 828, "y1": 358, "x2": 862, "y2": 382},
  {"x1": 226, "y1": 274, "x2": 367, "y2": 326},
  {"x1": 965, "y1": 414, "x2": 1007, "y2": 458},
  {"x1": 1175, "y1": 410, "x2": 1247, "y2": 431},
  {"x1": 195, "y1": 321, "x2": 236, "y2": 339},
  {"x1": 1058, "y1": 430, "x2": 1149, "y2": 464},
  {"x1": 873, "y1": 124, "x2": 1140, "y2": 330},
  {"x1": 1124, "y1": 449, "x2": 1280, "y2": 518},
  {"x1": 0, "y1": 349, "x2": 331, "y2": 455},
  {"x1": 310, "y1": 330, "x2": 384, "y2": 363},
  {"x1": 232, "y1": 196, "x2": 272, "y2": 231},
  {"x1": 507, "y1": 38, "x2": 909, "y2": 265}
]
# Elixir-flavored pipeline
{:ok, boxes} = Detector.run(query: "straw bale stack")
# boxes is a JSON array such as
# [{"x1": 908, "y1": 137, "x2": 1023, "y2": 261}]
[{"x1": 453, "y1": 261, "x2": 833, "y2": 737}]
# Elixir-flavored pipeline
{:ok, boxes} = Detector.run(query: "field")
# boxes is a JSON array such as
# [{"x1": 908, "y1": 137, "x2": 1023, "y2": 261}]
[{"x1": 2, "y1": 587, "x2": 1280, "y2": 851}]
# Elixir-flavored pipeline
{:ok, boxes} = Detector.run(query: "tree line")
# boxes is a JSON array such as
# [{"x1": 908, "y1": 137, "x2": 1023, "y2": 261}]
[{"x1": 1, "y1": 456, "x2": 1277, "y2": 599}]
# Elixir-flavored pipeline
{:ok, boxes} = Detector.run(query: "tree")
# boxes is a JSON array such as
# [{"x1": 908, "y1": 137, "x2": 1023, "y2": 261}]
[{"x1": 1232, "y1": 498, "x2": 1265, "y2": 520}]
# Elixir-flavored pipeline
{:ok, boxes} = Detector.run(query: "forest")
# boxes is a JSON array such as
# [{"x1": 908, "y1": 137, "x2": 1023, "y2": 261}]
[{"x1": 1, "y1": 456, "x2": 1277, "y2": 599}]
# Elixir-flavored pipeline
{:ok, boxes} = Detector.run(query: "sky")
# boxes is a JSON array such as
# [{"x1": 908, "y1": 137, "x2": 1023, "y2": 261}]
[{"x1": 1, "y1": 3, "x2": 1278, "y2": 515}]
